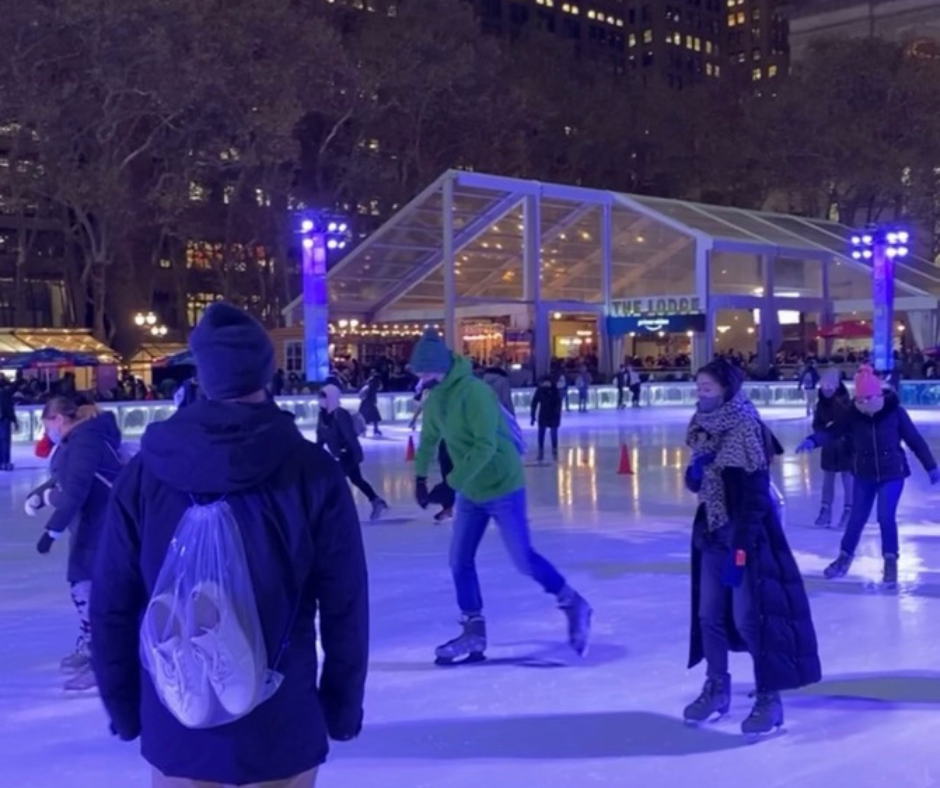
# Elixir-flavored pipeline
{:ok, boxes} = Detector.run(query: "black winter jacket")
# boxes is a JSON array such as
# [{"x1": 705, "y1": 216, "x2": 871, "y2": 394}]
[
  {"x1": 530, "y1": 385, "x2": 562, "y2": 428},
  {"x1": 317, "y1": 407, "x2": 364, "y2": 465},
  {"x1": 90, "y1": 400, "x2": 369, "y2": 785},
  {"x1": 690, "y1": 467, "x2": 821, "y2": 693},
  {"x1": 809, "y1": 391, "x2": 935, "y2": 482},
  {"x1": 812, "y1": 385, "x2": 853, "y2": 473},
  {"x1": 46, "y1": 412, "x2": 123, "y2": 583}
]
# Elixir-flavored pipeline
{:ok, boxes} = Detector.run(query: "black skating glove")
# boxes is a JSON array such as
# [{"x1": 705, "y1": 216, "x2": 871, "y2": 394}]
[
  {"x1": 36, "y1": 530, "x2": 58, "y2": 554},
  {"x1": 415, "y1": 477, "x2": 430, "y2": 509}
]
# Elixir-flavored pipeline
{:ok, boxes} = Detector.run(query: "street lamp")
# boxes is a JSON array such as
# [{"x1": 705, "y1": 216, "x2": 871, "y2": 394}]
[
  {"x1": 134, "y1": 311, "x2": 158, "y2": 327},
  {"x1": 849, "y1": 227, "x2": 910, "y2": 374},
  {"x1": 296, "y1": 213, "x2": 352, "y2": 384}
]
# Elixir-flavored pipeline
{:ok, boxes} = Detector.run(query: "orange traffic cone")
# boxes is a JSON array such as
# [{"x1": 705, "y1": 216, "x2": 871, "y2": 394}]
[
  {"x1": 617, "y1": 443, "x2": 634, "y2": 475},
  {"x1": 405, "y1": 435, "x2": 416, "y2": 462}
]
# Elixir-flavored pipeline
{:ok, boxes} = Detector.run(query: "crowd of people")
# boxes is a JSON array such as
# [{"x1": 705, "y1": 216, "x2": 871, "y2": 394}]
[{"x1": 14, "y1": 303, "x2": 940, "y2": 787}]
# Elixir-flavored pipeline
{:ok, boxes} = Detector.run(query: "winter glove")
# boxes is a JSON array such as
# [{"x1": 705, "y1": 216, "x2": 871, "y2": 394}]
[
  {"x1": 36, "y1": 530, "x2": 60, "y2": 554},
  {"x1": 930, "y1": 468, "x2": 940, "y2": 486},
  {"x1": 109, "y1": 721, "x2": 140, "y2": 742},
  {"x1": 415, "y1": 477, "x2": 430, "y2": 509},
  {"x1": 795, "y1": 438, "x2": 816, "y2": 454},
  {"x1": 531, "y1": 418, "x2": 536, "y2": 427},
  {"x1": 684, "y1": 452, "x2": 716, "y2": 494},
  {"x1": 722, "y1": 549, "x2": 746, "y2": 588},
  {"x1": 24, "y1": 494, "x2": 43, "y2": 517}
]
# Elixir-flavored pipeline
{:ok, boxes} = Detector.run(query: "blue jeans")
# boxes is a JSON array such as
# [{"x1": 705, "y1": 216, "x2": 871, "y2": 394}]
[
  {"x1": 840, "y1": 477, "x2": 904, "y2": 557},
  {"x1": 450, "y1": 488, "x2": 566, "y2": 614}
]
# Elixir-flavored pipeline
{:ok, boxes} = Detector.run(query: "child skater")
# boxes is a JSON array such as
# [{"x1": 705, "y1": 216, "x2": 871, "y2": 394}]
[{"x1": 812, "y1": 369, "x2": 854, "y2": 529}]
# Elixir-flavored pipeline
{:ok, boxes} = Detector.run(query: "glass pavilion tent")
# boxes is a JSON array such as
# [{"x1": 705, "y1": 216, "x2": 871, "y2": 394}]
[{"x1": 284, "y1": 170, "x2": 939, "y2": 374}]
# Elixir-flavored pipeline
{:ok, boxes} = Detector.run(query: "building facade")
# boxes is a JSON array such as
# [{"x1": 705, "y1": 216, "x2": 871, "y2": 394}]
[{"x1": 788, "y1": 0, "x2": 940, "y2": 60}]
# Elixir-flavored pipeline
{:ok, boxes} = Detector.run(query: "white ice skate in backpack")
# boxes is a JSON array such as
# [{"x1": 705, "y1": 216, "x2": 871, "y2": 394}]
[{"x1": 139, "y1": 499, "x2": 287, "y2": 728}]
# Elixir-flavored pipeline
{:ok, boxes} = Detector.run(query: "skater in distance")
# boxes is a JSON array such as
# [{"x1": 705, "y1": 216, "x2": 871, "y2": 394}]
[
  {"x1": 684, "y1": 359, "x2": 821, "y2": 736},
  {"x1": 409, "y1": 328, "x2": 592, "y2": 665}
]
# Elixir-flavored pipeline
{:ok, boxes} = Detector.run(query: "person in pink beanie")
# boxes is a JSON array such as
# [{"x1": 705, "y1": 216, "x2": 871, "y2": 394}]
[{"x1": 798, "y1": 365, "x2": 939, "y2": 585}]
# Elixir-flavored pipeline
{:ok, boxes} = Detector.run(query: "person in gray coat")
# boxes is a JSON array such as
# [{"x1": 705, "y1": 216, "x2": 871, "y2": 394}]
[{"x1": 483, "y1": 363, "x2": 515, "y2": 416}]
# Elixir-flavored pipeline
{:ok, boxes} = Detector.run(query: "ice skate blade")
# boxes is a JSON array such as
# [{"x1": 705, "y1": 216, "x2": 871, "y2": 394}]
[
  {"x1": 743, "y1": 725, "x2": 786, "y2": 743},
  {"x1": 683, "y1": 709, "x2": 729, "y2": 726},
  {"x1": 434, "y1": 652, "x2": 486, "y2": 667}
]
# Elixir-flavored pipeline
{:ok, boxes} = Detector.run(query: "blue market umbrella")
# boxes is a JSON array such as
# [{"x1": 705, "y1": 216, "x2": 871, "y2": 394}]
[
  {"x1": 154, "y1": 349, "x2": 194, "y2": 368},
  {"x1": 0, "y1": 347, "x2": 101, "y2": 369}
]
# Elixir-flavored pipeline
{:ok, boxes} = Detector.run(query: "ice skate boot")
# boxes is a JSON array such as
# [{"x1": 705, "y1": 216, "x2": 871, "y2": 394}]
[
  {"x1": 435, "y1": 615, "x2": 486, "y2": 665},
  {"x1": 741, "y1": 691, "x2": 783, "y2": 737},
  {"x1": 836, "y1": 506, "x2": 851, "y2": 531},
  {"x1": 433, "y1": 507, "x2": 453, "y2": 523},
  {"x1": 813, "y1": 504, "x2": 831, "y2": 527},
  {"x1": 883, "y1": 554, "x2": 898, "y2": 587},
  {"x1": 370, "y1": 498, "x2": 388, "y2": 521},
  {"x1": 60, "y1": 639, "x2": 91, "y2": 674},
  {"x1": 63, "y1": 665, "x2": 97, "y2": 693},
  {"x1": 824, "y1": 550, "x2": 853, "y2": 579},
  {"x1": 558, "y1": 586, "x2": 592, "y2": 656},
  {"x1": 683, "y1": 674, "x2": 731, "y2": 724}
]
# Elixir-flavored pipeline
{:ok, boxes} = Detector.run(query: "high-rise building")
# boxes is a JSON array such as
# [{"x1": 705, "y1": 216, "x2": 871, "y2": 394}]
[
  {"x1": 787, "y1": 0, "x2": 940, "y2": 61},
  {"x1": 724, "y1": 0, "x2": 789, "y2": 85},
  {"x1": 475, "y1": 0, "x2": 727, "y2": 88},
  {"x1": 473, "y1": 0, "x2": 793, "y2": 88}
]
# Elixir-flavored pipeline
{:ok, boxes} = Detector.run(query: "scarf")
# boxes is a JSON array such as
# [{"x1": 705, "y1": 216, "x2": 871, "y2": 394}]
[{"x1": 686, "y1": 393, "x2": 769, "y2": 531}]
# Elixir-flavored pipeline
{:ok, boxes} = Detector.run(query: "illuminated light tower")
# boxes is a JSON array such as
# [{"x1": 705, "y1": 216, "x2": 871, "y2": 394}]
[
  {"x1": 297, "y1": 215, "x2": 351, "y2": 383},
  {"x1": 850, "y1": 228, "x2": 910, "y2": 374}
]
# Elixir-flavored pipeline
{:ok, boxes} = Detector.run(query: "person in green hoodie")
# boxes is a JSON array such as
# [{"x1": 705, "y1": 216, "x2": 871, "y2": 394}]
[{"x1": 409, "y1": 328, "x2": 592, "y2": 665}]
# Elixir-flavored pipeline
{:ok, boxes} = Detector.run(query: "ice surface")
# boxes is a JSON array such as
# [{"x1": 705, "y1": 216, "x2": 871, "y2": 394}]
[{"x1": 4, "y1": 407, "x2": 940, "y2": 787}]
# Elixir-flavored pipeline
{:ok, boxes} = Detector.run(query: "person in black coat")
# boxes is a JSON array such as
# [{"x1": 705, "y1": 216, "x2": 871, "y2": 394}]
[
  {"x1": 317, "y1": 383, "x2": 388, "y2": 521},
  {"x1": 90, "y1": 304, "x2": 369, "y2": 788},
  {"x1": 530, "y1": 374, "x2": 562, "y2": 462},
  {"x1": 812, "y1": 369, "x2": 854, "y2": 528},
  {"x1": 799, "y1": 365, "x2": 939, "y2": 584},
  {"x1": 358, "y1": 373, "x2": 383, "y2": 436},
  {"x1": 33, "y1": 398, "x2": 123, "y2": 692},
  {"x1": 0, "y1": 375, "x2": 17, "y2": 470},
  {"x1": 684, "y1": 359, "x2": 820, "y2": 735}
]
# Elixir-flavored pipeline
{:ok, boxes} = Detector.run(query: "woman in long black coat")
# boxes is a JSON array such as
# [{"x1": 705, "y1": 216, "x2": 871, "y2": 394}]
[
  {"x1": 684, "y1": 359, "x2": 820, "y2": 735},
  {"x1": 358, "y1": 373, "x2": 383, "y2": 437}
]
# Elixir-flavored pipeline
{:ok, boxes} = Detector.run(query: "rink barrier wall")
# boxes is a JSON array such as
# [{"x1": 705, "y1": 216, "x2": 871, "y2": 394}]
[{"x1": 10, "y1": 380, "x2": 932, "y2": 443}]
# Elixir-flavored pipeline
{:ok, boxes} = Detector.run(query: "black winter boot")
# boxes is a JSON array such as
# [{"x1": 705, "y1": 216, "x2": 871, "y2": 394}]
[
  {"x1": 814, "y1": 504, "x2": 832, "y2": 527},
  {"x1": 683, "y1": 674, "x2": 731, "y2": 723}
]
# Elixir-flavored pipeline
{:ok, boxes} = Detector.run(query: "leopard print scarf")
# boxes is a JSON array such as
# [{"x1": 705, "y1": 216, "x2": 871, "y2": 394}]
[{"x1": 686, "y1": 393, "x2": 769, "y2": 531}]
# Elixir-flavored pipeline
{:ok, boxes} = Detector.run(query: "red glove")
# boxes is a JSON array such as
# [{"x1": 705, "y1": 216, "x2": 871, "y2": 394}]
[{"x1": 35, "y1": 434, "x2": 52, "y2": 459}]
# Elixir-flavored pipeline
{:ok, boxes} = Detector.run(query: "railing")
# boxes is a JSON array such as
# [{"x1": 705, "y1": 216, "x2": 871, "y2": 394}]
[{"x1": 12, "y1": 380, "x2": 939, "y2": 444}]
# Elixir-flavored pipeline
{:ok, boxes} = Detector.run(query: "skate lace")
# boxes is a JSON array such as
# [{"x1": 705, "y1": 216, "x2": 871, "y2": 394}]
[
  {"x1": 745, "y1": 693, "x2": 775, "y2": 719},
  {"x1": 695, "y1": 678, "x2": 722, "y2": 704}
]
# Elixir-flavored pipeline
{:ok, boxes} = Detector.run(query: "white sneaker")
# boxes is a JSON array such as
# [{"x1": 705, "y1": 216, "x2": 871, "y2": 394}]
[
  {"x1": 190, "y1": 582, "x2": 259, "y2": 717},
  {"x1": 145, "y1": 595, "x2": 211, "y2": 728}
]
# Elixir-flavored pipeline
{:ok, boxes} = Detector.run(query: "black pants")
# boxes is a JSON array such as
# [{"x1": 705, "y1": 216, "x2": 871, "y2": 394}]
[
  {"x1": 0, "y1": 420, "x2": 11, "y2": 465},
  {"x1": 537, "y1": 426, "x2": 558, "y2": 457},
  {"x1": 616, "y1": 388, "x2": 625, "y2": 409},
  {"x1": 630, "y1": 384, "x2": 641, "y2": 407},
  {"x1": 343, "y1": 460, "x2": 378, "y2": 502}
]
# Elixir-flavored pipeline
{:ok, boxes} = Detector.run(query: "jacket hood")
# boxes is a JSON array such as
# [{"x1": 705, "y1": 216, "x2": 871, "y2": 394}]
[
  {"x1": 140, "y1": 399, "x2": 305, "y2": 494},
  {"x1": 320, "y1": 384, "x2": 341, "y2": 412},
  {"x1": 69, "y1": 410, "x2": 122, "y2": 449},
  {"x1": 439, "y1": 354, "x2": 473, "y2": 393}
]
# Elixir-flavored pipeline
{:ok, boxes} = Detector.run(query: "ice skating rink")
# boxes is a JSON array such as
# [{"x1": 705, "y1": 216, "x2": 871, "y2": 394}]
[{"x1": 4, "y1": 407, "x2": 940, "y2": 788}]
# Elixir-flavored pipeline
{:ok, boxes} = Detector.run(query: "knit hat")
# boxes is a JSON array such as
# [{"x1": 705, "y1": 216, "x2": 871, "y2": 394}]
[
  {"x1": 409, "y1": 328, "x2": 453, "y2": 374},
  {"x1": 189, "y1": 302, "x2": 275, "y2": 400},
  {"x1": 854, "y1": 365, "x2": 883, "y2": 399}
]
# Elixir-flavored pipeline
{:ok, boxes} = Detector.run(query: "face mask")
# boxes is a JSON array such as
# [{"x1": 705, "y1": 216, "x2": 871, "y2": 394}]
[
  {"x1": 855, "y1": 397, "x2": 884, "y2": 416},
  {"x1": 697, "y1": 395, "x2": 723, "y2": 414},
  {"x1": 47, "y1": 425, "x2": 63, "y2": 445}
]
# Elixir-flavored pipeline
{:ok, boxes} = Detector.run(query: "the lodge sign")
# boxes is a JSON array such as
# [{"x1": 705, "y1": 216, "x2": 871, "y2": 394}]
[{"x1": 611, "y1": 295, "x2": 701, "y2": 317}]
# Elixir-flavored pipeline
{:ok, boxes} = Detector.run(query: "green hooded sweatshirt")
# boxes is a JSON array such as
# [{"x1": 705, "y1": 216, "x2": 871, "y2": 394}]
[{"x1": 415, "y1": 354, "x2": 525, "y2": 503}]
